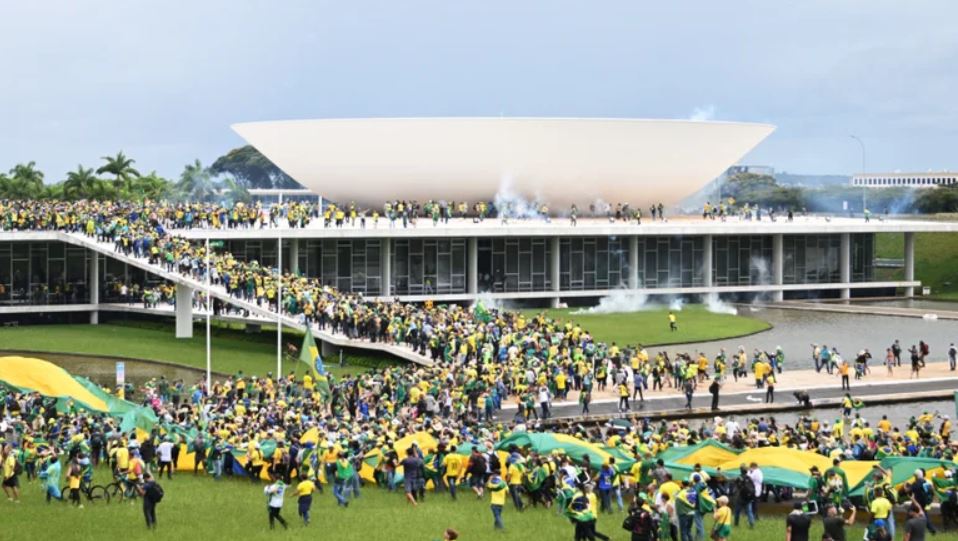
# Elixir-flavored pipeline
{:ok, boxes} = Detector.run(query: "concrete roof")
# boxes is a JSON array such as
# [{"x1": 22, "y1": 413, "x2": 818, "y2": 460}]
[{"x1": 231, "y1": 117, "x2": 775, "y2": 207}]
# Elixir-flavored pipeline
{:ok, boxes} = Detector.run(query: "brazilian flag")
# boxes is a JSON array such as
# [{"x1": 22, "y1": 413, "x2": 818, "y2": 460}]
[{"x1": 299, "y1": 328, "x2": 331, "y2": 401}]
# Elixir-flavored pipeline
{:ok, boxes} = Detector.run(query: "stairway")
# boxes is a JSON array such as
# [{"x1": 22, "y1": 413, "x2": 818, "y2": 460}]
[{"x1": 56, "y1": 232, "x2": 433, "y2": 366}]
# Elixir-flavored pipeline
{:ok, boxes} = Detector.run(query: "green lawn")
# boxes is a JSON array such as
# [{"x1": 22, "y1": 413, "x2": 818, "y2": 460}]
[
  {"x1": 520, "y1": 305, "x2": 770, "y2": 347},
  {"x1": 1, "y1": 468, "x2": 879, "y2": 541},
  {"x1": 875, "y1": 229, "x2": 958, "y2": 298},
  {"x1": 0, "y1": 321, "x2": 398, "y2": 378}
]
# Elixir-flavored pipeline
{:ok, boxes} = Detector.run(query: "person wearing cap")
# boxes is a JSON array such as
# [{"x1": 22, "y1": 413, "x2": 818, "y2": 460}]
[
  {"x1": 487, "y1": 471, "x2": 507, "y2": 529},
  {"x1": 868, "y1": 487, "x2": 894, "y2": 539},
  {"x1": 711, "y1": 495, "x2": 731, "y2": 541}
]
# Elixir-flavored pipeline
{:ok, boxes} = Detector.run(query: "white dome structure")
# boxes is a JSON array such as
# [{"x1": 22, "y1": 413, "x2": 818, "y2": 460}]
[{"x1": 232, "y1": 117, "x2": 774, "y2": 207}]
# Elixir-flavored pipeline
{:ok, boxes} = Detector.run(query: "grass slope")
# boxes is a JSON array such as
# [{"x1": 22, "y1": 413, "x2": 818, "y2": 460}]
[
  {"x1": 0, "y1": 321, "x2": 396, "y2": 378},
  {"x1": 1, "y1": 469, "x2": 875, "y2": 541},
  {"x1": 520, "y1": 305, "x2": 770, "y2": 347},
  {"x1": 875, "y1": 230, "x2": 958, "y2": 298}
]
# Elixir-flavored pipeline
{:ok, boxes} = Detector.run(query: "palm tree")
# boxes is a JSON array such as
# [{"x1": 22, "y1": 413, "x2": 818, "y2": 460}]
[
  {"x1": 4, "y1": 162, "x2": 45, "y2": 199},
  {"x1": 96, "y1": 151, "x2": 140, "y2": 194},
  {"x1": 63, "y1": 165, "x2": 99, "y2": 200},
  {"x1": 176, "y1": 159, "x2": 216, "y2": 201}
]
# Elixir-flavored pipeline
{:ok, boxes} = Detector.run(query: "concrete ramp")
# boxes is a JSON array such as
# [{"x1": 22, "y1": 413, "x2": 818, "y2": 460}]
[{"x1": 56, "y1": 232, "x2": 433, "y2": 367}]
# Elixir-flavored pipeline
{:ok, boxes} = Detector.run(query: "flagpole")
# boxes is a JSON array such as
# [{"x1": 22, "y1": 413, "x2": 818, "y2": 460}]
[
  {"x1": 205, "y1": 236, "x2": 211, "y2": 391},
  {"x1": 277, "y1": 234, "x2": 283, "y2": 378}
]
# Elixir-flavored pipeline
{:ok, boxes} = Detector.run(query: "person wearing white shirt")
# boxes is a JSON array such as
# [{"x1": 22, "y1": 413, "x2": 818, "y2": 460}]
[
  {"x1": 537, "y1": 386, "x2": 551, "y2": 419},
  {"x1": 156, "y1": 439, "x2": 174, "y2": 479},
  {"x1": 264, "y1": 480, "x2": 289, "y2": 530},
  {"x1": 747, "y1": 463, "x2": 764, "y2": 519}
]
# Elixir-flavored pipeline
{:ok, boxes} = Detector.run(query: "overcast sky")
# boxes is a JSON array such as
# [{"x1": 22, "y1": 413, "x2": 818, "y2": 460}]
[{"x1": 2, "y1": 1, "x2": 956, "y2": 182}]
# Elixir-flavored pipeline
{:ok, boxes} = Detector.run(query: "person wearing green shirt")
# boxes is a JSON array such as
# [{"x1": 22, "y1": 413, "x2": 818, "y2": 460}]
[
  {"x1": 825, "y1": 459, "x2": 849, "y2": 497},
  {"x1": 333, "y1": 452, "x2": 354, "y2": 507}
]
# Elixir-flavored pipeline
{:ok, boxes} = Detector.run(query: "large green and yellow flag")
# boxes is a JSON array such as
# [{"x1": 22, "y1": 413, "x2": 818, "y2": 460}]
[{"x1": 299, "y1": 328, "x2": 330, "y2": 400}]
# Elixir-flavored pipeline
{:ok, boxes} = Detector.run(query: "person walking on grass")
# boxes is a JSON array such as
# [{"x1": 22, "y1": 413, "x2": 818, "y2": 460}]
[
  {"x1": 712, "y1": 495, "x2": 732, "y2": 541},
  {"x1": 264, "y1": 476, "x2": 289, "y2": 530},
  {"x1": 401, "y1": 446, "x2": 425, "y2": 507},
  {"x1": 1, "y1": 444, "x2": 20, "y2": 503},
  {"x1": 668, "y1": 311, "x2": 678, "y2": 332},
  {"x1": 295, "y1": 474, "x2": 316, "y2": 525},
  {"x1": 137, "y1": 472, "x2": 164, "y2": 530},
  {"x1": 487, "y1": 471, "x2": 507, "y2": 529}
]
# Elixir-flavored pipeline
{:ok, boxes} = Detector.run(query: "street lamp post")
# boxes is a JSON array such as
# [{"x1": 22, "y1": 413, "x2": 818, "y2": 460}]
[
  {"x1": 850, "y1": 135, "x2": 867, "y2": 214},
  {"x1": 205, "y1": 236, "x2": 211, "y2": 390}
]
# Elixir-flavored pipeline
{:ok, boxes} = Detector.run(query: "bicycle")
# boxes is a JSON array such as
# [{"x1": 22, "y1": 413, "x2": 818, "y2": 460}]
[
  {"x1": 104, "y1": 475, "x2": 140, "y2": 502},
  {"x1": 60, "y1": 481, "x2": 111, "y2": 505}
]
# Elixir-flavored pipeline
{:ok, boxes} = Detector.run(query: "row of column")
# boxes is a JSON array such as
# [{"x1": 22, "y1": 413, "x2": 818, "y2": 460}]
[
  {"x1": 369, "y1": 233, "x2": 917, "y2": 301},
  {"x1": 84, "y1": 232, "x2": 920, "y2": 338}
]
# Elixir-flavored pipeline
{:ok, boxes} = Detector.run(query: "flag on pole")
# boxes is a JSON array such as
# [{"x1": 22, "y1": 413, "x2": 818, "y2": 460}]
[{"x1": 299, "y1": 328, "x2": 330, "y2": 400}]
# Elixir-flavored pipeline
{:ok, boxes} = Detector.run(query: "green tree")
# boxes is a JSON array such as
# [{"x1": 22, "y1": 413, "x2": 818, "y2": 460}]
[
  {"x1": 131, "y1": 171, "x2": 172, "y2": 201},
  {"x1": 1, "y1": 162, "x2": 45, "y2": 199},
  {"x1": 176, "y1": 159, "x2": 216, "y2": 201},
  {"x1": 912, "y1": 185, "x2": 958, "y2": 214},
  {"x1": 63, "y1": 165, "x2": 100, "y2": 200},
  {"x1": 96, "y1": 151, "x2": 140, "y2": 194},
  {"x1": 209, "y1": 145, "x2": 301, "y2": 189}
]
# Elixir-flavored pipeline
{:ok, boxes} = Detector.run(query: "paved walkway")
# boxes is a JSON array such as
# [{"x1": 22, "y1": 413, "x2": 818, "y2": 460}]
[
  {"x1": 761, "y1": 301, "x2": 958, "y2": 320},
  {"x1": 501, "y1": 361, "x2": 958, "y2": 419}
]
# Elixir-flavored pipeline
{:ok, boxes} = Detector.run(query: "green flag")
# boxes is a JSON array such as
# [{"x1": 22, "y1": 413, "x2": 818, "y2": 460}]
[{"x1": 473, "y1": 300, "x2": 492, "y2": 323}]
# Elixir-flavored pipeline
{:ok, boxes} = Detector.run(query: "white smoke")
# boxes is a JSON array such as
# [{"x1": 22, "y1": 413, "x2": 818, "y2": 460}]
[
  {"x1": 471, "y1": 293, "x2": 508, "y2": 312},
  {"x1": 749, "y1": 256, "x2": 772, "y2": 304},
  {"x1": 689, "y1": 105, "x2": 716, "y2": 122},
  {"x1": 494, "y1": 174, "x2": 543, "y2": 220},
  {"x1": 669, "y1": 297, "x2": 685, "y2": 311},
  {"x1": 701, "y1": 293, "x2": 738, "y2": 315},
  {"x1": 571, "y1": 289, "x2": 650, "y2": 314}
]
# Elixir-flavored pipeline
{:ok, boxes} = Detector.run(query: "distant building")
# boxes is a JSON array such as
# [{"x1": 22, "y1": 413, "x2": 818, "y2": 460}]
[
  {"x1": 726, "y1": 165, "x2": 775, "y2": 177},
  {"x1": 851, "y1": 172, "x2": 958, "y2": 188}
]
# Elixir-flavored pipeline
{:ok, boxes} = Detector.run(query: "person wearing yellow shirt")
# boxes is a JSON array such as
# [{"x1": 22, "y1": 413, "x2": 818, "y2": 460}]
[
  {"x1": 555, "y1": 372, "x2": 568, "y2": 399},
  {"x1": 2, "y1": 444, "x2": 20, "y2": 502},
  {"x1": 443, "y1": 448, "x2": 462, "y2": 500},
  {"x1": 659, "y1": 474, "x2": 681, "y2": 502},
  {"x1": 295, "y1": 475, "x2": 316, "y2": 526},
  {"x1": 67, "y1": 458, "x2": 83, "y2": 507},
  {"x1": 618, "y1": 382, "x2": 631, "y2": 413},
  {"x1": 765, "y1": 373, "x2": 776, "y2": 403},
  {"x1": 712, "y1": 495, "x2": 732, "y2": 541},
  {"x1": 506, "y1": 459, "x2": 525, "y2": 511},
  {"x1": 113, "y1": 445, "x2": 130, "y2": 474},
  {"x1": 487, "y1": 472, "x2": 507, "y2": 529}
]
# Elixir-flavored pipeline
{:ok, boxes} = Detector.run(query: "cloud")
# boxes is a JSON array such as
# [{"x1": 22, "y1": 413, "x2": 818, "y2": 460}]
[{"x1": 689, "y1": 105, "x2": 716, "y2": 121}]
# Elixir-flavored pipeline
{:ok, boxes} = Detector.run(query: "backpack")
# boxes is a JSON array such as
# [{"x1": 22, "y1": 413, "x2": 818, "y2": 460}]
[
  {"x1": 149, "y1": 482, "x2": 164, "y2": 503},
  {"x1": 623, "y1": 510, "x2": 656, "y2": 539}
]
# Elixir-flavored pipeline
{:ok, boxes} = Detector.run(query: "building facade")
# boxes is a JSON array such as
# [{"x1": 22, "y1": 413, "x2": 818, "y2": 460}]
[{"x1": 851, "y1": 172, "x2": 958, "y2": 188}]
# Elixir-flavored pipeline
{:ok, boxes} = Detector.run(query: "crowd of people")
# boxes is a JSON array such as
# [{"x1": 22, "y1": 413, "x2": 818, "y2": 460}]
[{"x1": 0, "y1": 198, "x2": 955, "y2": 540}]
